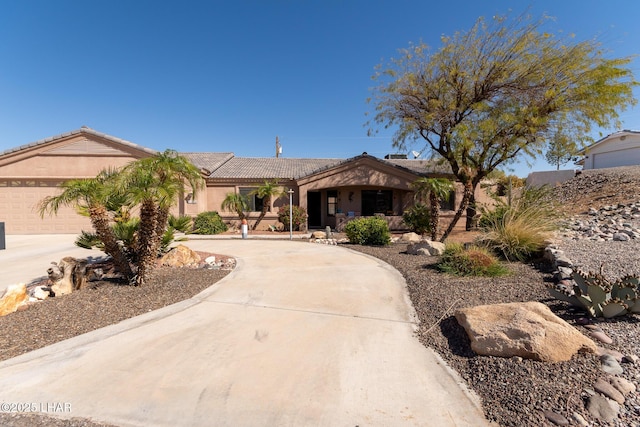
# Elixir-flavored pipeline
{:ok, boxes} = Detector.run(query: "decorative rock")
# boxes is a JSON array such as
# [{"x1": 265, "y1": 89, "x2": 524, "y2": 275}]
[
  {"x1": 406, "y1": 240, "x2": 446, "y2": 256},
  {"x1": 554, "y1": 255, "x2": 573, "y2": 268},
  {"x1": 587, "y1": 394, "x2": 620, "y2": 422},
  {"x1": 590, "y1": 330, "x2": 613, "y2": 345},
  {"x1": 571, "y1": 412, "x2": 589, "y2": 427},
  {"x1": 454, "y1": 302, "x2": 597, "y2": 362},
  {"x1": 594, "y1": 377, "x2": 625, "y2": 404},
  {"x1": 554, "y1": 266, "x2": 573, "y2": 281},
  {"x1": 160, "y1": 244, "x2": 201, "y2": 268},
  {"x1": 311, "y1": 231, "x2": 327, "y2": 239},
  {"x1": 204, "y1": 256, "x2": 216, "y2": 265},
  {"x1": 542, "y1": 410, "x2": 569, "y2": 425},
  {"x1": 613, "y1": 232, "x2": 630, "y2": 241},
  {"x1": 0, "y1": 284, "x2": 29, "y2": 316},
  {"x1": 609, "y1": 376, "x2": 636, "y2": 395},
  {"x1": 32, "y1": 286, "x2": 51, "y2": 300},
  {"x1": 596, "y1": 347, "x2": 624, "y2": 362},
  {"x1": 400, "y1": 232, "x2": 422, "y2": 243},
  {"x1": 600, "y1": 354, "x2": 624, "y2": 375},
  {"x1": 622, "y1": 354, "x2": 639, "y2": 364}
]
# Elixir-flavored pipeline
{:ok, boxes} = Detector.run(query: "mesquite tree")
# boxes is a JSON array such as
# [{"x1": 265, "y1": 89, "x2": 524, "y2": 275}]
[{"x1": 369, "y1": 12, "x2": 637, "y2": 240}]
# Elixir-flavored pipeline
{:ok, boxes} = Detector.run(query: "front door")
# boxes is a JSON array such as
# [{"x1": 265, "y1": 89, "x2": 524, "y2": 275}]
[{"x1": 308, "y1": 191, "x2": 322, "y2": 228}]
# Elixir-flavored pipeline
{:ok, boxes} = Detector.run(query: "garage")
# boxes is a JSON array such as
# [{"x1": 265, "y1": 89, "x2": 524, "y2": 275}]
[
  {"x1": 593, "y1": 148, "x2": 640, "y2": 169},
  {"x1": 0, "y1": 179, "x2": 92, "y2": 234},
  {"x1": 0, "y1": 127, "x2": 154, "y2": 235},
  {"x1": 582, "y1": 131, "x2": 640, "y2": 170}
]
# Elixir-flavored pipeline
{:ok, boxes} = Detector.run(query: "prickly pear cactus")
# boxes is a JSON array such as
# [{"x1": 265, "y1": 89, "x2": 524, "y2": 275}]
[{"x1": 548, "y1": 270, "x2": 640, "y2": 318}]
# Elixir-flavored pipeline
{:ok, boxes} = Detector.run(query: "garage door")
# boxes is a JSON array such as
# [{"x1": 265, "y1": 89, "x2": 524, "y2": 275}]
[
  {"x1": 0, "y1": 180, "x2": 91, "y2": 234},
  {"x1": 593, "y1": 148, "x2": 640, "y2": 169}
]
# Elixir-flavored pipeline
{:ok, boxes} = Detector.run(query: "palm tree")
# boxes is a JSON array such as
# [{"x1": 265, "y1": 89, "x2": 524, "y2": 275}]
[
  {"x1": 250, "y1": 180, "x2": 284, "y2": 230},
  {"x1": 120, "y1": 150, "x2": 205, "y2": 286},
  {"x1": 38, "y1": 169, "x2": 135, "y2": 280},
  {"x1": 221, "y1": 192, "x2": 249, "y2": 222},
  {"x1": 410, "y1": 177, "x2": 454, "y2": 241}
]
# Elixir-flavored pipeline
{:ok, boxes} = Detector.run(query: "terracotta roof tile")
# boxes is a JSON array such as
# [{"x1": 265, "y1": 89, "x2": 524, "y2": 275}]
[{"x1": 208, "y1": 157, "x2": 343, "y2": 179}]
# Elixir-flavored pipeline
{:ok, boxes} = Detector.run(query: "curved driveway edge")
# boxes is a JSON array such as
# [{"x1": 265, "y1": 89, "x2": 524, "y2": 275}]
[{"x1": 0, "y1": 239, "x2": 489, "y2": 426}]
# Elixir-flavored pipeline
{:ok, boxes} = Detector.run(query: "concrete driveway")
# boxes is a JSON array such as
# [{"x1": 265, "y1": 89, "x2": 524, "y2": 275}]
[{"x1": 0, "y1": 239, "x2": 489, "y2": 426}]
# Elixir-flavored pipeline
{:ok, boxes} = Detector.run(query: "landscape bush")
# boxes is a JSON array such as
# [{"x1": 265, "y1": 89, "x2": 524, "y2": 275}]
[
  {"x1": 402, "y1": 203, "x2": 431, "y2": 235},
  {"x1": 437, "y1": 242, "x2": 509, "y2": 277},
  {"x1": 192, "y1": 211, "x2": 228, "y2": 235},
  {"x1": 278, "y1": 205, "x2": 308, "y2": 231},
  {"x1": 344, "y1": 216, "x2": 391, "y2": 246},
  {"x1": 477, "y1": 186, "x2": 558, "y2": 261}
]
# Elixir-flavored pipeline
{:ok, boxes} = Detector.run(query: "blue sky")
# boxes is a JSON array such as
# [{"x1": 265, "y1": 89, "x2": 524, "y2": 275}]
[{"x1": 1, "y1": 0, "x2": 639, "y2": 177}]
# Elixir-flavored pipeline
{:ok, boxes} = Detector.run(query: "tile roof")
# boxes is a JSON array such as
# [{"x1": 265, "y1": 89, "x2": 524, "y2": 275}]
[
  {"x1": 0, "y1": 126, "x2": 158, "y2": 157},
  {"x1": 207, "y1": 157, "x2": 343, "y2": 179},
  {"x1": 181, "y1": 152, "x2": 235, "y2": 175},
  {"x1": 184, "y1": 151, "x2": 454, "y2": 180}
]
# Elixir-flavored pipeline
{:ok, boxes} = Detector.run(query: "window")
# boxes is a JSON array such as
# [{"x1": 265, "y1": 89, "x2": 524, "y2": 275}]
[
  {"x1": 239, "y1": 188, "x2": 264, "y2": 212},
  {"x1": 327, "y1": 190, "x2": 337, "y2": 216},
  {"x1": 441, "y1": 190, "x2": 456, "y2": 211},
  {"x1": 361, "y1": 190, "x2": 393, "y2": 216}
]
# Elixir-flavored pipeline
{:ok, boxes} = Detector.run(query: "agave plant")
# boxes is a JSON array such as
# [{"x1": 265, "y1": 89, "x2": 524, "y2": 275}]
[{"x1": 548, "y1": 268, "x2": 640, "y2": 318}]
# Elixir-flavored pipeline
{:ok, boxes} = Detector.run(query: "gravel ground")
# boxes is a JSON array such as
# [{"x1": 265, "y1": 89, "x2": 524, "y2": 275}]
[{"x1": 350, "y1": 241, "x2": 640, "y2": 427}]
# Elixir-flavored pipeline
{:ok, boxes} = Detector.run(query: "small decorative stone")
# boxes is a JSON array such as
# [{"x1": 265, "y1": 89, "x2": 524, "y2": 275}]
[
  {"x1": 542, "y1": 410, "x2": 569, "y2": 425},
  {"x1": 587, "y1": 394, "x2": 620, "y2": 422},
  {"x1": 600, "y1": 354, "x2": 624, "y2": 375},
  {"x1": 594, "y1": 378, "x2": 625, "y2": 404},
  {"x1": 596, "y1": 347, "x2": 624, "y2": 362},
  {"x1": 613, "y1": 232, "x2": 630, "y2": 241},
  {"x1": 622, "y1": 354, "x2": 639, "y2": 364},
  {"x1": 609, "y1": 376, "x2": 636, "y2": 395},
  {"x1": 590, "y1": 330, "x2": 613, "y2": 344},
  {"x1": 571, "y1": 412, "x2": 589, "y2": 427}
]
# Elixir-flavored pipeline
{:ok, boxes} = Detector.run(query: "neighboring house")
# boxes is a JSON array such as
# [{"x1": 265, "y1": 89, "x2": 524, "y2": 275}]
[
  {"x1": 0, "y1": 127, "x2": 486, "y2": 235},
  {"x1": 579, "y1": 130, "x2": 640, "y2": 170}
]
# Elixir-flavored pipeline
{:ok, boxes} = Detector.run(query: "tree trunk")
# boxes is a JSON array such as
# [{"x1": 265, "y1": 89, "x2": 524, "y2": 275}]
[
  {"x1": 429, "y1": 193, "x2": 439, "y2": 241},
  {"x1": 440, "y1": 181, "x2": 473, "y2": 242},
  {"x1": 135, "y1": 200, "x2": 158, "y2": 286},
  {"x1": 252, "y1": 197, "x2": 270, "y2": 230},
  {"x1": 465, "y1": 192, "x2": 477, "y2": 230},
  {"x1": 153, "y1": 207, "x2": 170, "y2": 256},
  {"x1": 89, "y1": 206, "x2": 134, "y2": 281}
]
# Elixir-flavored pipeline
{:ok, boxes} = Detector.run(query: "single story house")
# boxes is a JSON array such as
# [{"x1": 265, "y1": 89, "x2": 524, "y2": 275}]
[
  {"x1": 579, "y1": 130, "x2": 640, "y2": 169},
  {"x1": 0, "y1": 127, "x2": 488, "y2": 235}
]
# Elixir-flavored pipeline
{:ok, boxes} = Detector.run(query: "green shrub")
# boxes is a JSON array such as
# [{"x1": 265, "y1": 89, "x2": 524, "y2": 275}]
[
  {"x1": 168, "y1": 214, "x2": 194, "y2": 233},
  {"x1": 192, "y1": 211, "x2": 228, "y2": 235},
  {"x1": 437, "y1": 242, "x2": 509, "y2": 277},
  {"x1": 402, "y1": 204, "x2": 431, "y2": 235},
  {"x1": 278, "y1": 205, "x2": 308, "y2": 231},
  {"x1": 477, "y1": 186, "x2": 558, "y2": 261},
  {"x1": 344, "y1": 216, "x2": 391, "y2": 246}
]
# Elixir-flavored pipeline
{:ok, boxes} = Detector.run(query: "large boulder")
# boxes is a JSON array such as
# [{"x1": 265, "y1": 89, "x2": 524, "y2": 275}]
[
  {"x1": 160, "y1": 244, "x2": 201, "y2": 268},
  {"x1": 0, "y1": 284, "x2": 28, "y2": 316},
  {"x1": 455, "y1": 301, "x2": 597, "y2": 362},
  {"x1": 406, "y1": 240, "x2": 446, "y2": 256}
]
